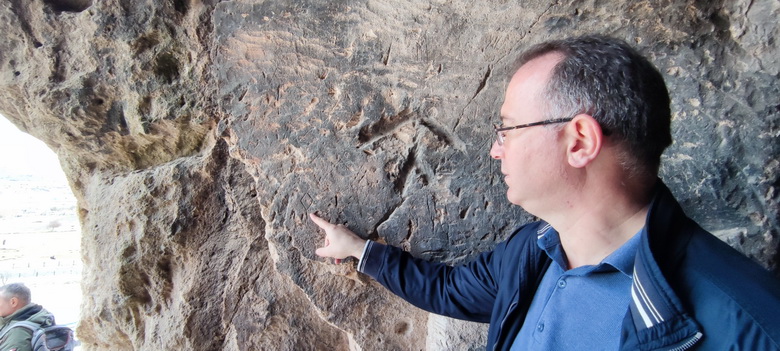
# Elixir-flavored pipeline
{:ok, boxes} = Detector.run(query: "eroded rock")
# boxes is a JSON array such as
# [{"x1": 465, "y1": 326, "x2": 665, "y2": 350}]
[{"x1": 0, "y1": 0, "x2": 777, "y2": 349}]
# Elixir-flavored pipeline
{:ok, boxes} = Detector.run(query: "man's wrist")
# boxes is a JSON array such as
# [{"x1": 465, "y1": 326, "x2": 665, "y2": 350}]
[
  {"x1": 356, "y1": 240, "x2": 372, "y2": 271},
  {"x1": 355, "y1": 239, "x2": 369, "y2": 260}
]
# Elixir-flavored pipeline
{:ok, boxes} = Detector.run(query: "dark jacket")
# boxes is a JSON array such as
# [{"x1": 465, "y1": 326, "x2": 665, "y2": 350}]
[
  {"x1": 0, "y1": 303, "x2": 55, "y2": 351},
  {"x1": 360, "y1": 181, "x2": 780, "y2": 350}
]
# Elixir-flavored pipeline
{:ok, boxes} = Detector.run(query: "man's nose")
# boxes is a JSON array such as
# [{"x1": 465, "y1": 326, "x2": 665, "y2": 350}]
[{"x1": 490, "y1": 140, "x2": 502, "y2": 159}]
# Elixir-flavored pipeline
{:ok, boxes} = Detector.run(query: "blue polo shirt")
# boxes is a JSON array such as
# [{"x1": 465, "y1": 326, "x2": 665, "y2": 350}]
[{"x1": 511, "y1": 226, "x2": 641, "y2": 350}]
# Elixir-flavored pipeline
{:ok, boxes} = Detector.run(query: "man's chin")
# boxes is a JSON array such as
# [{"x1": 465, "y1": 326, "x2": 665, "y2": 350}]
[
  {"x1": 506, "y1": 192, "x2": 523, "y2": 206},
  {"x1": 507, "y1": 192, "x2": 535, "y2": 213}
]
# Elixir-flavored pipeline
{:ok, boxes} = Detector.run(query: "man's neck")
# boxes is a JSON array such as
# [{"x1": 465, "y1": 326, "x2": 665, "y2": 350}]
[{"x1": 544, "y1": 176, "x2": 655, "y2": 270}]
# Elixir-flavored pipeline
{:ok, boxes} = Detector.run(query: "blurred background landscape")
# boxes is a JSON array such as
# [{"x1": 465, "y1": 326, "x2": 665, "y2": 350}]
[{"x1": 0, "y1": 114, "x2": 82, "y2": 330}]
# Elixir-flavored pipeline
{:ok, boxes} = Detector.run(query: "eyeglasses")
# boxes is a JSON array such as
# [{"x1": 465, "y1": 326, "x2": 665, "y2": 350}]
[{"x1": 493, "y1": 118, "x2": 573, "y2": 145}]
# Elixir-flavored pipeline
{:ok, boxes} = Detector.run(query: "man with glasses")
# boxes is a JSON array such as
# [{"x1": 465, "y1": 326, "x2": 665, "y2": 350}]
[{"x1": 310, "y1": 35, "x2": 780, "y2": 350}]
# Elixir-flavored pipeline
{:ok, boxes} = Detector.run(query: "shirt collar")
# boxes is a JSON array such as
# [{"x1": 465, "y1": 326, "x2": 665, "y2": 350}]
[
  {"x1": 537, "y1": 222, "x2": 643, "y2": 276},
  {"x1": 602, "y1": 228, "x2": 643, "y2": 276}
]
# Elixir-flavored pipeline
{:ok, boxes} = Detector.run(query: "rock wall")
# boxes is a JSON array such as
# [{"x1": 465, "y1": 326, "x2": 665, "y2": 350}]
[{"x1": 0, "y1": 0, "x2": 777, "y2": 350}]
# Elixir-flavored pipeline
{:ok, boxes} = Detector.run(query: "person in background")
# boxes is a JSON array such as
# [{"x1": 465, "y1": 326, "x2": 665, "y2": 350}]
[
  {"x1": 309, "y1": 35, "x2": 780, "y2": 350},
  {"x1": 0, "y1": 283, "x2": 54, "y2": 351}
]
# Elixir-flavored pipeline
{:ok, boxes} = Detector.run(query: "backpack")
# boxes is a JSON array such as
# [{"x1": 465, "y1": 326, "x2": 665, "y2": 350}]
[{"x1": 0, "y1": 321, "x2": 76, "y2": 351}]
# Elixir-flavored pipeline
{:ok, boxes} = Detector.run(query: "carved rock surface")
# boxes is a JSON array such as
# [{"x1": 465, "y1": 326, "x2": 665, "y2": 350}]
[{"x1": 0, "y1": 0, "x2": 778, "y2": 350}]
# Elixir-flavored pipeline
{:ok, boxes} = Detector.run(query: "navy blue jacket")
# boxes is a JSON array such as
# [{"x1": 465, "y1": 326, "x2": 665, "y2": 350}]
[{"x1": 360, "y1": 182, "x2": 780, "y2": 350}]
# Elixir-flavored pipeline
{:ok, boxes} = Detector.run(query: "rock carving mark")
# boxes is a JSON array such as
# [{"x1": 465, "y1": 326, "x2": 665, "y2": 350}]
[
  {"x1": 394, "y1": 146, "x2": 417, "y2": 194},
  {"x1": 471, "y1": 66, "x2": 492, "y2": 100},
  {"x1": 420, "y1": 118, "x2": 465, "y2": 151},
  {"x1": 453, "y1": 65, "x2": 492, "y2": 130},
  {"x1": 300, "y1": 192, "x2": 314, "y2": 214},
  {"x1": 42, "y1": 0, "x2": 92, "y2": 13},
  {"x1": 372, "y1": 195, "x2": 407, "y2": 240},
  {"x1": 357, "y1": 107, "x2": 417, "y2": 145},
  {"x1": 357, "y1": 105, "x2": 465, "y2": 153}
]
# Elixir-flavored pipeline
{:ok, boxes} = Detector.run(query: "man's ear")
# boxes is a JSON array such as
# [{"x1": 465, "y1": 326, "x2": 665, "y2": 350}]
[{"x1": 564, "y1": 114, "x2": 604, "y2": 168}]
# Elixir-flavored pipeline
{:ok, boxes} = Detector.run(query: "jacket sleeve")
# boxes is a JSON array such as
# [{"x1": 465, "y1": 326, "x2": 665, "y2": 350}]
[{"x1": 359, "y1": 238, "x2": 511, "y2": 323}]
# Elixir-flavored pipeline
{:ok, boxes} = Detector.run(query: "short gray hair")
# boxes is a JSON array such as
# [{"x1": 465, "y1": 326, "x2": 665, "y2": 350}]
[
  {"x1": 514, "y1": 35, "x2": 673, "y2": 178},
  {"x1": 0, "y1": 283, "x2": 31, "y2": 305}
]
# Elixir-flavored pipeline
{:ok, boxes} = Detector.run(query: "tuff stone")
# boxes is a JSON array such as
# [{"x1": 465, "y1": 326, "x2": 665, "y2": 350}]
[{"x1": 0, "y1": 0, "x2": 777, "y2": 350}]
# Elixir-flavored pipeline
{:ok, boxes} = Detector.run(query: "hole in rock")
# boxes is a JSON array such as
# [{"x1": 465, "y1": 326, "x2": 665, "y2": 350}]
[
  {"x1": 42, "y1": 0, "x2": 93, "y2": 13},
  {"x1": 173, "y1": 0, "x2": 189, "y2": 14},
  {"x1": 154, "y1": 53, "x2": 180, "y2": 83},
  {"x1": 0, "y1": 114, "x2": 83, "y2": 338},
  {"x1": 394, "y1": 321, "x2": 409, "y2": 335}
]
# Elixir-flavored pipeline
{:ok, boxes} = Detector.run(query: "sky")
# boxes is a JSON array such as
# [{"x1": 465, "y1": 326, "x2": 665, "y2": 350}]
[{"x1": 0, "y1": 113, "x2": 68, "y2": 182}]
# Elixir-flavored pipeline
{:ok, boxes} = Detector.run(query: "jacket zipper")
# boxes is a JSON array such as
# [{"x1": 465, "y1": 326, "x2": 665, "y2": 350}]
[
  {"x1": 667, "y1": 332, "x2": 703, "y2": 351},
  {"x1": 493, "y1": 301, "x2": 518, "y2": 351}
]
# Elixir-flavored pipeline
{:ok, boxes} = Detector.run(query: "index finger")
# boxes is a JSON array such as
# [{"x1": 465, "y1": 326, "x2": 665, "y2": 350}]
[{"x1": 309, "y1": 213, "x2": 333, "y2": 229}]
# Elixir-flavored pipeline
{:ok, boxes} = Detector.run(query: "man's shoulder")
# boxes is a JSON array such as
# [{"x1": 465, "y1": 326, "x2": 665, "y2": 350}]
[
  {"x1": 0, "y1": 320, "x2": 36, "y2": 351},
  {"x1": 683, "y1": 229, "x2": 780, "y2": 294},
  {"x1": 648, "y1": 181, "x2": 780, "y2": 305},
  {"x1": 27, "y1": 306, "x2": 54, "y2": 327},
  {"x1": 674, "y1": 229, "x2": 780, "y2": 340}
]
